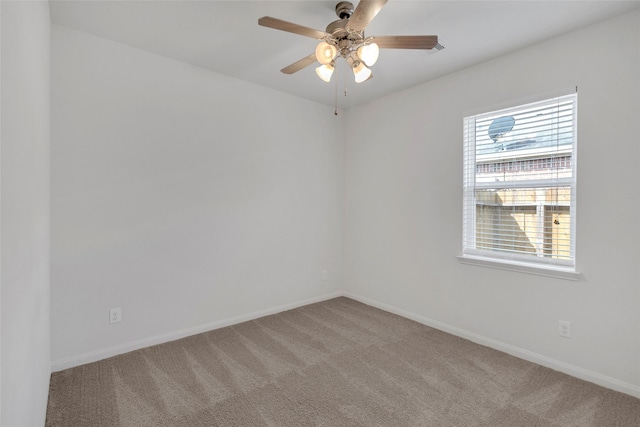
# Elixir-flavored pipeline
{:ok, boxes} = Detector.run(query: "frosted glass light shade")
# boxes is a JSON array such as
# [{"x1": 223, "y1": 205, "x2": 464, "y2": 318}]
[
  {"x1": 315, "y1": 63, "x2": 335, "y2": 82},
  {"x1": 357, "y1": 43, "x2": 379, "y2": 66},
  {"x1": 315, "y1": 42, "x2": 337, "y2": 65},
  {"x1": 353, "y1": 62, "x2": 371, "y2": 83}
]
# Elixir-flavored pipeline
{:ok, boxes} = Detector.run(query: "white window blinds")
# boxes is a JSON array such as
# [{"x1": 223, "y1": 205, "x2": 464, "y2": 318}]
[{"x1": 462, "y1": 93, "x2": 577, "y2": 270}]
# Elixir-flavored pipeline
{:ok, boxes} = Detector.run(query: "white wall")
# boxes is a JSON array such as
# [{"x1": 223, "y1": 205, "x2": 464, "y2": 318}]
[
  {"x1": 344, "y1": 9, "x2": 640, "y2": 395},
  {"x1": 1, "y1": 1, "x2": 51, "y2": 425},
  {"x1": 50, "y1": 26, "x2": 344, "y2": 367}
]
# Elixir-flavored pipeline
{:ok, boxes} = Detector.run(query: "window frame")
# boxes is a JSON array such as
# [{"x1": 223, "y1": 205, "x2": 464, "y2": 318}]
[{"x1": 459, "y1": 92, "x2": 580, "y2": 280}]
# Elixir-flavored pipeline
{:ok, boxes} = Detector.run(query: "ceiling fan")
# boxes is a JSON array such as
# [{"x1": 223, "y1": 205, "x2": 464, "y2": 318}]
[{"x1": 258, "y1": 0, "x2": 443, "y2": 84}]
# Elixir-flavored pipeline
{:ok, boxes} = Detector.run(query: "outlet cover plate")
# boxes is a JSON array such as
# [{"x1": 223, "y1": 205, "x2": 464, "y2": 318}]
[
  {"x1": 558, "y1": 320, "x2": 571, "y2": 338},
  {"x1": 110, "y1": 308, "x2": 122, "y2": 324}
]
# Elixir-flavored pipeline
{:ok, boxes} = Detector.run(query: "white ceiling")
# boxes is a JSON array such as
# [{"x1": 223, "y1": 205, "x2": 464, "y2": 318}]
[{"x1": 49, "y1": 0, "x2": 640, "y2": 110}]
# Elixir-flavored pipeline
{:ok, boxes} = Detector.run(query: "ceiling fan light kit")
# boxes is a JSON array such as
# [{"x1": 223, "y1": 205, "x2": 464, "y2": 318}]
[
  {"x1": 357, "y1": 42, "x2": 379, "y2": 67},
  {"x1": 353, "y1": 62, "x2": 372, "y2": 83},
  {"x1": 315, "y1": 41, "x2": 338, "y2": 65},
  {"x1": 315, "y1": 63, "x2": 336, "y2": 82},
  {"x1": 258, "y1": 0, "x2": 441, "y2": 84}
]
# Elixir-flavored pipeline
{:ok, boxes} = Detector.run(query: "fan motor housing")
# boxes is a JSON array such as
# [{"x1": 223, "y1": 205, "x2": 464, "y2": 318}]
[
  {"x1": 326, "y1": 19, "x2": 364, "y2": 41},
  {"x1": 326, "y1": 19, "x2": 347, "y2": 37}
]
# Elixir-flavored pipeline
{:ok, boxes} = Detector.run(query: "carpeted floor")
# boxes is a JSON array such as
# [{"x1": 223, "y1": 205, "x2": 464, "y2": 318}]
[{"x1": 46, "y1": 297, "x2": 640, "y2": 426}]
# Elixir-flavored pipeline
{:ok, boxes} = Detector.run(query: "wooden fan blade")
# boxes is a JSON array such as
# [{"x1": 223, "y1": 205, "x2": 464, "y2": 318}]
[
  {"x1": 374, "y1": 35, "x2": 439, "y2": 50},
  {"x1": 346, "y1": 0, "x2": 388, "y2": 32},
  {"x1": 281, "y1": 54, "x2": 317, "y2": 74},
  {"x1": 258, "y1": 17, "x2": 328, "y2": 40}
]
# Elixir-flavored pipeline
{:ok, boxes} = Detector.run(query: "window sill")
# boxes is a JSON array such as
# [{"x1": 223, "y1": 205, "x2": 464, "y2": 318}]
[{"x1": 457, "y1": 255, "x2": 581, "y2": 281}]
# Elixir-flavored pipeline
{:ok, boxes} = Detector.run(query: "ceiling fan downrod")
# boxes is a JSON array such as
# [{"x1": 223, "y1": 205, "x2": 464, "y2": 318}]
[{"x1": 335, "y1": 1, "x2": 355, "y2": 19}]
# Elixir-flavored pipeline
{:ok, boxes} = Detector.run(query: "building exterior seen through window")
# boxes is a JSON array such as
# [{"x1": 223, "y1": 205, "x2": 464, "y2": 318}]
[{"x1": 462, "y1": 93, "x2": 577, "y2": 269}]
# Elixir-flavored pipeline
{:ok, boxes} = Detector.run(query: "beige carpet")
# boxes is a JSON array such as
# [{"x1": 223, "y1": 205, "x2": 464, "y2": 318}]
[{"x1": 46, "y1": 297, "x2": 640, "y2": 426}]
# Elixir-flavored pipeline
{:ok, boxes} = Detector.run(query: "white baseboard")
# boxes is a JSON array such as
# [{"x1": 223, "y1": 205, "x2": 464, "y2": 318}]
[
  {"x1": 51, "y1": 291, "x2": 343, "y2": 372},
  {"x1": 343, "y1": 292, "x2": 640, "y2": 399}
]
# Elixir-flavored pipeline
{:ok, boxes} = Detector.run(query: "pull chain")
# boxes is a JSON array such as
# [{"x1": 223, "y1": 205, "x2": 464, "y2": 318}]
[
  {"x1": 334, "y1": 75, "x2": 338, "y2": 115},
  {"x1": 332, "y1": 63, "x2": 351, "y2": 116},
  {"x1": 344, "y1": 66, "x2": 348, "y2": 97}
]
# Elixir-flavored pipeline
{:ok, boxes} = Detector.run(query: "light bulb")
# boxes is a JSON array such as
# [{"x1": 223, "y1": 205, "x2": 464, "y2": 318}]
[
  {"x1": 357, "y1": 43, "x2": 379, "y2": 66},
  {"x1": 353, "y1": 62, "x2": 371, "y2": 83},
  {"x1": 315, "y1": 42, "x2": 337, "y2": 65},
  {"x1": 315, "y1": 63, "x2": 335, "y2": 82}
]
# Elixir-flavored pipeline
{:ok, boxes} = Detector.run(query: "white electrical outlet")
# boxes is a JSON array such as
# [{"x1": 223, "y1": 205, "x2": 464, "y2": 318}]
[
  {"x1": 110, "y1": 308, "x2": 122, "y2": 324},
  {"x1": 558, "y1": 320, "x2": 571, "y2": 338},
  {"x1": 322, "y1": 270, "x2": 328, "y2": 281}
]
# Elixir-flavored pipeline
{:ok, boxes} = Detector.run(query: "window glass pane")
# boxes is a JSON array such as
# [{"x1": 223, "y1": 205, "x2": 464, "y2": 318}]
[
  {"x1": 475, "y1": 99, "x2": 574, "y2": 156},
  {"x1": 474, "y1": 187, "x2": 572, "y2": 260}
]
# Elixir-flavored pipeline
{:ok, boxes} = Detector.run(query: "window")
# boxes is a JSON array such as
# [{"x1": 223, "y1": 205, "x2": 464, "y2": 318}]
[{"x1": 461, "y1": 92, "x2": 577, "y2": 278}]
